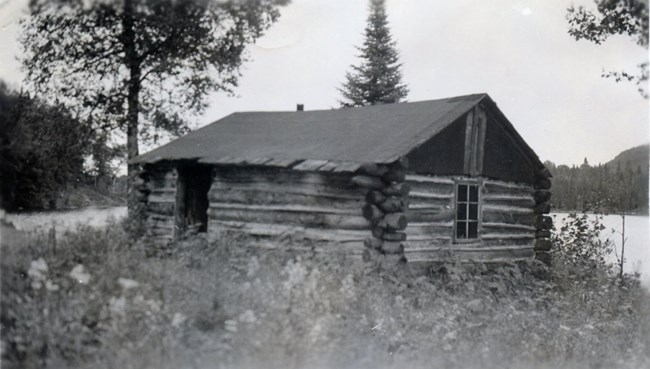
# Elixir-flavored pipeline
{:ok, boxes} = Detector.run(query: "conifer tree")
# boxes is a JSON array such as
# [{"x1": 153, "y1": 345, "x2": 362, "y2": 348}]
[{"x1": 339, "y1": 0, "x2": 408, "y2": 107}]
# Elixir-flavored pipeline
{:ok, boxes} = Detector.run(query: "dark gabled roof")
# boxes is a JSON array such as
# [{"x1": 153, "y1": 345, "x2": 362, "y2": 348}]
[{"x1": 132, "y1": 93, "x2": 543, "y2": 173}]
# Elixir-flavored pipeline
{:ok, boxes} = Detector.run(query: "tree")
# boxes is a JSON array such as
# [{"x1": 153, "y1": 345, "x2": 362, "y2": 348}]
[
  {"x1": 567, "y1": 0, "x2": 649, "y2": 98},
  {"x1": 339, "y1": 0, "x2": 408, "y2": 107},
  {"x1": 0, "y1": 82, "x2": 89, "y2": 211},
  {"x1": 21, "y1": 0, "x2": 289, "y2": 211}
]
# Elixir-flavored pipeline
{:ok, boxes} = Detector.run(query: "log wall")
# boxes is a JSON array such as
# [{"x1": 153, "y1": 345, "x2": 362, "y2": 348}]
[
  {"x1": 404, "y1": 174, "x2": 537, "y2": 263},
  {"x1": 206, "y1": 167, "x2": 369, "y2": 255},
  {"x1": 139, "y1": 162, "x2": 178, "y2": 244}
]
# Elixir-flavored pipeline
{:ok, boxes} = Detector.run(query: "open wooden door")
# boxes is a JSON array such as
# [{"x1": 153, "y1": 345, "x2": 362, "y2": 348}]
[{"x1": 175, "y1": 164, "x2": 212, "y2": 237}]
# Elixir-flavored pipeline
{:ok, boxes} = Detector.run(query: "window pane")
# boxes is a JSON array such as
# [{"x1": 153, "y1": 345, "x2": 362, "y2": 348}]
[
  {"x1": 469, "y1": 204, "x2": 478, "y2": 220},
  {"x1": 457, "y1": 203, "x2": 467, "y2": 220},
  {"x1": 469, "y1": 185, "x2": 479, "y2": 202},
  {"x1": 457, "y1": 222, "x2": 467, "y2": 238},
  {"x1": 468, "y1": 222, "x2": 478, "y2": 239},
  {"x1": 458, "y1": 185, "x2": 467, "y2": 201}
]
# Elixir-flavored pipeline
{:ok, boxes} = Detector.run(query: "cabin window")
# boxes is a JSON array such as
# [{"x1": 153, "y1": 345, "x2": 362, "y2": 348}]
[{"x1": 455, "y1": 183, "x2": 480, "y2": 241}]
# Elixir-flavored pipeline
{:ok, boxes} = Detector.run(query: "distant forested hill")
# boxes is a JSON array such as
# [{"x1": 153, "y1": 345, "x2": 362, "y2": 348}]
[{"x1": 545, "y1": 144, "x2": 649, "y2": 214}]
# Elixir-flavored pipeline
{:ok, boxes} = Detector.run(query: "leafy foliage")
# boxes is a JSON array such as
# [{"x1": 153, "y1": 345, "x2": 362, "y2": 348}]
[
  {"x1": 0, "y1": 83, "x2": 89, "y2": 211},
  {"x1": 566, "y1": 0, "x2": 649, "y2": 98},
  {"x1": 21, "y1": 0, "x2": 289, "y2": 188},
  {"x1": 551, "y1": 212, "x2": 614, "y2": 273},
  {"x1": 339, "y1": 0, "x2": 408, "y2": 107}
]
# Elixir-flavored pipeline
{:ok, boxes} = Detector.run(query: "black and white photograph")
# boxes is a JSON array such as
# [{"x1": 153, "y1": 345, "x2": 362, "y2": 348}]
[{"x1": 1, "y1": 0, "x2": 649, "y2": 368}]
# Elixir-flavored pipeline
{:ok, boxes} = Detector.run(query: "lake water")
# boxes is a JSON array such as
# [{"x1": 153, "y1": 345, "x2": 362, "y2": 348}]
[
  {"x1": 4, "y1": 207, "x2": 649, "y2": 287},
  {"x1": 553, "y1": 213, "x2": 650, "y2": 287},
  {"x1": 5, "y1": 206, "x2": 128, "y2": 234}
]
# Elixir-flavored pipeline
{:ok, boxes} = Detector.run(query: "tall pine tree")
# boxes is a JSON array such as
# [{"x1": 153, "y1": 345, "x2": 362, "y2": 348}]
[{"x1": 339, "y1": 0, "x2": 408, "y2": 107}]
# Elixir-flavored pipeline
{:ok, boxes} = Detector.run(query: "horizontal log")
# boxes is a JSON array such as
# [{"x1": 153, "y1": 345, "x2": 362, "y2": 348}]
[
  {"x1": 405, "y1": 247, "x2": 535, "y2": 263},
  {"x1": 358, "y1": 163, "x2": 389, "y2": 177},
  {"x1": 405, "y1": 181, "x2": 454, "y2": 196},
  {"x1": 482, "y1": 233, "x2": 535, "y2": 240},
  {"x1": 406, "y1": 209, "x2": 455, "y2": 223},
  {"x1": 482, "y1": 204, "x2": 534, "y2": 214},
  {"x1": 482, "y1": 194, "x2": 535, "y2": 208},
  {"x1": 240, "y1": 240, "x2": 367, "y2": 255},
  {"x1": 211, "y1": 183, "x2": 364, "y2": 202},
  {"x1": 209, "y1": 202, "x2": 359, "y2": 215},
  {"x1": 481, "y1": 238, "x2": 535, "y2": 248},
  {"x1": 406, "y1": 235, "x2": 452, "y2": 242},
  {"x1": 405, "y1": 175, "x2": 455, "y2": 185},
  {"x1": 405, "y1": 222, "x2": 453, "y2": 236},
  {"x1": 409, "y1": 191, "x2": 453, "y2": 201},
  {"x1": 482, "y1": 222, "x2": 536, "y2": 231},
  {"x1": 208, "y1": 187, "x2": 363, "y2": 210},
  {"x1": 382, "y1": 183, "x2": 410, "y2": 196},
  {"x1": 208, "y1": 220, "x2": 370, "y2": 242},
  {"x1": 483, "y1": 180, "x2": 533, "y2": 196},
  {"x1": 351, "y1": 175, "x2": 386, "y2": 190},
  {"x1": 207, "y1": 208, "x2": 370, "y2": 230},
  {"x1": 481, "y1": 211, "x2": 536, "y2": 225},
  {"x1": 404, "y1": 238, "x2": 452, "y2": 248}
]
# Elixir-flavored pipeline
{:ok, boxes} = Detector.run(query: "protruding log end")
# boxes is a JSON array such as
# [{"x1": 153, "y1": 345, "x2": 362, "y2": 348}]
[
  {"x1": 534, "y1": 178, "x2": 552, "y2": 190},
  {"x1": 362, "y1": 204, "x2": 384, "y2": 222},
  {"x1": 352, "y1": 175, "x2": 386, "y2": 190},
  {"x1": 534, "y1": 239, "x2": 552, "y2": 252},
  {"x1": 383, "y1": 213, "x2": 408, "y2": 230}
]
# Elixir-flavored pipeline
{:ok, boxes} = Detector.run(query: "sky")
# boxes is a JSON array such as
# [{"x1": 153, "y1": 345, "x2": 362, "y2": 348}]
[{"x1": 1, "y1": 0, "x2": 648, "y2": 166}]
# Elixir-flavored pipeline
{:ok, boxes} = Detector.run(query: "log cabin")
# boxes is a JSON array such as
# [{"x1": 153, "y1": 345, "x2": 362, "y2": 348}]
[{"x1": 130, "y1": 93, "x2": 552, "y2": 266}]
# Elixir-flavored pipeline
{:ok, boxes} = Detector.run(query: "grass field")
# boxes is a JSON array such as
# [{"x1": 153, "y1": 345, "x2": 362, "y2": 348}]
[{"x1": 1, "y1": 219, "x2": 649, "y2": 369}]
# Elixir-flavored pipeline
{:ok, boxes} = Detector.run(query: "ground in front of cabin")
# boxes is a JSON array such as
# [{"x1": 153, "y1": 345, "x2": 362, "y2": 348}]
[{"x1": 1, "y1": 220, "x2": 649, "y2": 369}]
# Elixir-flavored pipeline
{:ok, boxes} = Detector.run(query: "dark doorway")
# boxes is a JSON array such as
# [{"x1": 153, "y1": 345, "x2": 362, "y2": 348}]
[{"x1": 175, "y1": 164, "x2": 212, "y2": 236}]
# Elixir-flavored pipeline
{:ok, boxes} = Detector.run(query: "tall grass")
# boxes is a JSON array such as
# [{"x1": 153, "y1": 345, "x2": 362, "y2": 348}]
[{"x1": 1, "y1": 219, "x2": 649, "y2": 369}]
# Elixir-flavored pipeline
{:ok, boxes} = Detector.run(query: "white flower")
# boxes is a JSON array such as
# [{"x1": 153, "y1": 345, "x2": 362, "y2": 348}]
[
  {"x1": 28, "y1": 258, "x2": 48, "y2": 290},
  {"x1": 109, "y1": 296, "x2": 126, "y2": 316},
  {"x1": 238, "y1": 310, "x2": 257, "y2": 324},
  {"x1": 69, "y1": 264, "x2": 91, "y2": 284},
  {"x1": 117, "y1": 278, "x2": 139, "y2": 290},
  {"x1": 171, "y1": 313, "x2": 186, "y2": 328},
  {"x1": 45, "y1": 280, "x2": 59, "y2": 291}
]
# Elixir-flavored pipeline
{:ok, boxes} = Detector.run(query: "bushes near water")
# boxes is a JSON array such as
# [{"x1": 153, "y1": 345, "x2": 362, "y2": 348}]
[{"x1": 1, "y1": 219, "x2": 649, "y2": 369}]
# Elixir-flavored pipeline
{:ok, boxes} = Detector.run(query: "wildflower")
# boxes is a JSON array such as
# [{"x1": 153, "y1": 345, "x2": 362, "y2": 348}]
[
  {"x1": 171, "y1": 313, "x2": 186, "y2": 328},
  {"x1": 28, "y1": 258, "x2": 48, "y2": 290},
  {"x1": 69, "y1": 264, "x2": 91, "y2": 284},
  {"x1": 117, "y1": 278, "x2": 139, "y2": 290}
]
